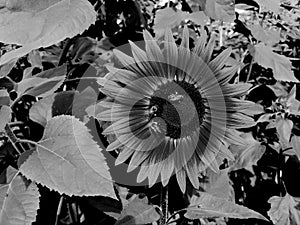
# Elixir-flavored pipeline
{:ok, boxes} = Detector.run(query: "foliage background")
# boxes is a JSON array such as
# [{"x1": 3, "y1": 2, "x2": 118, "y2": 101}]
[{"x1": 0, "y1": 0, "x2": 300, "y2": 224}]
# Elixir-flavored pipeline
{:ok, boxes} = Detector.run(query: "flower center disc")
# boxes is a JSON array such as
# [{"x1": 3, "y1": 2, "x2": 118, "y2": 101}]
[{"x1": 149, "y1": 80, "x2": 205, "y2": 139}]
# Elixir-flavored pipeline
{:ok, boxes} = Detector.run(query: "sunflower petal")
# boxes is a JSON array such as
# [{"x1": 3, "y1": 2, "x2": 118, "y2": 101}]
[
  {"x1": 208, "y1": 157, "x2": 220, "y2": 173},
  {"x1": 127, "y1": 151, "x2": 149, "y2": 172},
  {"x1": 176, "y1": 169, "x2": 187, "y2": 193},
  {"x1": 148, "y1": 163, "x2": 162, "y2": 187},
  {"x1": 115, "y1": 148, "x2": 135, "y2": 165},
  {"x1": 129, "y1": 40, "x2": 147, "y2": 61},
  {"x1": 180, "y1": 26, "x2": 190, "y2": 49},
  {"x1": 185, "y1": 157, "x2": 200, "y2": 188},
  {"x1": 164, "y1": 29, "x2": 178, "y2": 80},
  {"x1": 103, "y1": 117, "x2": 146, "y2": 135},
  {"x1": 129, "y1": 40, "x2": 161, "y2": 78},
  {"x1": 177, "y1": 47, "x2": 191, "y2": 82},
  {"x1": 225, "y1": 129, "x2": 245, "y2": 146},
  {"x1": 227, "y1": 113, "x2": 256, "y2": 128},
  {"x1": 107, "y1": 138, "x2": 124, "y2": 151},
  {"x1": 143, "y1": 30, "x2": 164, "y2": 62},
  {"x1": 221, "y1": 83, "x2": 252, "y2": 97},
  {"x1": 209, "y1": 47, "x2": 232, "y2": 72},
  {"x1": 113, "y1": 49, "x2": 135, "y2": 68},
  {"x1": 193, "y1": 27, "x2": 207, "y2": 57},
  {"x1": 216, "y1": 64, "x2": 240, "y2": 84},
  {"x1": 137, "y1": 165, "x2": 150, "y2": 183},
  {"x1": 218, "y1": 143, "x2": 235, "y2": 161},
  {"x1": 161, "y1": 156, "x2": 175, "y2": 186},
  {"x1": 203, "y1": 34, "x2": 215, "y2": 63}
]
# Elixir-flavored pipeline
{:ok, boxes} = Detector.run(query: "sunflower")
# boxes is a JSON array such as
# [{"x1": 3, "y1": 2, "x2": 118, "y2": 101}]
[{"x1": 98, "y1": 27, "x2": 255, "y2": 192}]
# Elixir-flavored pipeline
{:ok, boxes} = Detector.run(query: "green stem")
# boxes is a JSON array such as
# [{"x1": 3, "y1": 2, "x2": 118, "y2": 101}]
[
  {"x1": 165, "y1": 209, "x2": 185, "y2": 225},
  {"x1": 58, "y1": 38, "x2": 74, "y2": 66},
  {"x1": 278, "y1": 148, "x2": 287, "y2": 196},
  {"x1": 63, "y1": 77, "x2": 99, "y2": 83},
  {"x1": 245, "y1": 57, "x2": 254, "y2": 83},
  {"x1": 219, "y1": 22, "x2": 223, "y2": 47},
  {"x1": 17, "y1": 138, "x2": 38, "y2": 147},
  {"x1": 54, "y1": 196, "x2": 64, "y2": 225},
  {"x1": 4, "y1": 124, "x2": 23, "y2": 155},
  {"x1": 159, "y1": 185, "x2": 169, "y2": 225}
]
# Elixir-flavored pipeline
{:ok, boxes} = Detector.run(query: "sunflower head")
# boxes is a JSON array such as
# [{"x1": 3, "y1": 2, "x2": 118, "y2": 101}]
[{"x1": 97, "y1": 26, "x2": 255, "y2": 192}]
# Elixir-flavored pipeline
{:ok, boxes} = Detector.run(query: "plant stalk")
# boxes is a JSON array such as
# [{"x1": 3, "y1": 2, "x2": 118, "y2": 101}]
[
  {"x1": 159, "y1": 184, "x2": 169, "y2": 225},
  {"x1": 4, "y1": 124, "x2": 25, "y2": 155},
  {"x1": 58, "y1": 38, "x2": 74, "y2": 66}
]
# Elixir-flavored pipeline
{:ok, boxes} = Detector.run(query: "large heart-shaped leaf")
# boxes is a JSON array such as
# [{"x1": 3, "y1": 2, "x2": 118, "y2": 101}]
[
  {"x1": 276, "y1": 119, "x2": 293, "y2": 149},
  {"x1": 29, "y1": 87, "x2": 97, "y2": 126},
  {"x1": 268, "y1": 194, "x2": 300, "y2": 225},
  {"x1": 229, "y1": 132, "x2": 266, "y2": 172},
  {"x1": 250, "y1": 43, "x2": 298, "y2": 83},
  {"x1": 0, "y1": 90, "x2": 10, "y2": 106},
  {"x1": 194, "y1": 0, "x2": 235, "y2": 22},
  {"x1": 255, "y1": 0, "x2": 281, "y2": 14},
  {"x1": 203, "y1": 168, "x2": 232, "y2": 200},
  {"x1": 0, "y1": 105, "x2": 11, "y2": 131},
  {"x1": 19, "y1": 115, "x2": 117, "y2": 199},
  {"x1": 16, "y1": 64, "x2": 67, "y2": 97},
  {"x1": 153, "y1": 8, "x2": 208, "y2": 37},
  {"x1": 115, "y1": 195, "x2": 160, "y2": 225},
  {"x1": 185, "y1": 192, "x2": 268, "y2": 220},
  {"x1": 248, "y1": 24, "x2": 281, "y2": 46},
  {"x1": 0, "y1": 167, "x2": 40, "y2": 225},
  {"x1": 0, "y1": 0, "x2": 97, "y2": 65}
]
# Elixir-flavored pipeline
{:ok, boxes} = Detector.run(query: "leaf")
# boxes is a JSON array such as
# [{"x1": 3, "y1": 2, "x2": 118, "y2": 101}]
[
  {"x1": 153, "y1": 8, "x2": 209, "y2": 37},
  {"x1": 290, "y1": 136, "x2": 300, "y2": 161},
  {"x1": 0, "y1": 58, "x2": 17, "y2": 77},
  {"x1": 84, "y1": 195, "x2": 122, "y2": 218},
  {"x1": 185, "y1": 192, "x2": 268, "y2": 220},
  {"x1": 249, "y1": 24, "x2": 281, "y2": 46},
  {"x1": 0, "y1": 167, "x2": 40, "y2": 225},
  {"x1": 70, "y1": 36, "x2": 95, "y2": 62},
  {"x1": 0, "y1": 90, "x2": 10, "y2": 106},
  {"x1": 115, "y1": 195, "x2": 160, "y2": 225},
  {"x1": 0, "y1": 0, "x2": 97, "y2": 65},
  {"x1": 19, "y1": 115, "x2": 117, "y2": 198},
  {"x1": 19, "y1": 76, "x2": 65, "y2": 98},
  {"x1": 29, "y1": 95, "x2": 55, "y2": 126},
  {"x1": 153, "y1": 8, "x2": 188, "y2": 37},
  {"x1": 250, "y1": 43, "x2": 298, "y2": 82},
  {"x1": 255, "y1": 0, "x2": 281, "y2": 14},
  {"x1": 203, "y1": 0, "x2": 235, "y2": 22},
  {"x1": 240, "y1": 103, "x2": 264, "y2": 116},
  {"x1": 267, "y1": 82, "x2": 289, "y2": 97},
  {"x1": 35, "y1": 63, "x2": 67, "y2": 79},
  {"x1": 0, "y1": 105, "x2": 11, "y2": 131},
  {"x1": 276, "y1": 119, "x2": 293, "y2": 149},
  {"x1": 17, "y1": 149, "x2": 36, "y2": 169},
  {"x1": 186, "y1": 11, "x2": 209, "y2": 26},
  {"x1": 16, "y1": 64, "x2": 67, "y2": 97},
  {"x1": 28, "y1": 50, "x2": 43, "y2": 69},
  {"x1": 229, "y1": 132, "x2": 266, "y2": 172},
  {"x1": 203, "y1": 168, "x2": 232, "y2": 200},
  {"x1": 29, "y1": 87, "x2": 97, "y2": 126},
  {"x1": 268, "y1": 194, "x2": 300, "y2": 225},
  {"x1": 285, "y1": 86, "x2": 300, "y2": 116}
]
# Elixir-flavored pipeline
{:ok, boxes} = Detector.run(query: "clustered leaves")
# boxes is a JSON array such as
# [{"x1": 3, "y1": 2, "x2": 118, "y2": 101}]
[{"x1": 0, "y1": 0, "x2": 300, "y2": 225}]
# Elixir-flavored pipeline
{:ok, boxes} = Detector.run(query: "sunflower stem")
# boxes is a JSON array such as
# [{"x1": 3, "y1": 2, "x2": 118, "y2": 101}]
[
  {"x1": 159, "y1": 184, "x2": 169, "y2": 225},
  {"x1": 167, "y1": 0, "x2": 170, "y2": 7},
  {"x1": 4, "y1": 124, "x2": 23, "y2": 155},
  {"x1": 58, "y1": 37, "x2": 75, "y2": 66},
  {"x1": 218, "y1": 22, "x2": 223, "y2": 47},
  {"x1": 54, "y1": 196, "x2": 64, "y2": 225},
  {"x1": 245, "y1": 57, "x2": 254, "y2": 83}
]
